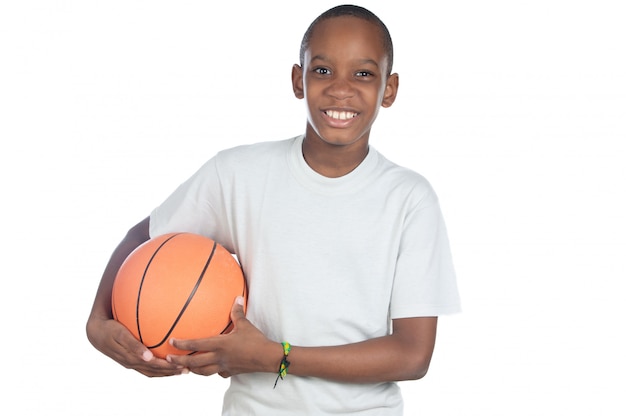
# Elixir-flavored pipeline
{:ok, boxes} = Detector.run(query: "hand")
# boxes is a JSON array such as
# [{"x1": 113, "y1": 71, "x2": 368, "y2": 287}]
[
  {"x1": 86, "y1": 314, "x2": 186, "y2": 377},
  {"x1": 167, "y1": 296, "x2": 280, "y2": 377}
]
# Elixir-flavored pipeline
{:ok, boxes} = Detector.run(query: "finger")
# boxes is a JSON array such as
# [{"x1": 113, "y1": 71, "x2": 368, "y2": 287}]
[
  {"x1": 169, "y1": 336, "x2": 216, "y2": 354},
  {"x1": 112, "y1": 347, "x2": 188, "y2": 377},
  {"x1": 121, "y1": 334, "x2": 153, "y2": 362},
  {"x1": 167, "y1": 352, "x2": 221, "y2": 376},
  {"x1": 103, "y1": 320, "x2": 183, "y2": 377},
  {"x1": 166, "y1": 346, "x2": 217, "y2": 366},
  {"x1": 142, "y1": 349, "x2": 154, "y2": 362},
  {"x1": 137, "y1": 357, "x2": 189, "y2": 377},
  {"x1": 111, "y1": 324, "x2": 153, "y2": 363},
  {"x1": 115, "y1": 332, "x2": 184, "y2": 373}
]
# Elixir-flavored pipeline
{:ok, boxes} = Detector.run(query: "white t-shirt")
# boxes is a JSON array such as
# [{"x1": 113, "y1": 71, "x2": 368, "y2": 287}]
[{"x1": 150, "y1": 135, "x2": 461, "y2": 415}]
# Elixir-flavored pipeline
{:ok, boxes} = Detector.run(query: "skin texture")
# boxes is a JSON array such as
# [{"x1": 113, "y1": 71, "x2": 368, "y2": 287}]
[{"x1": 86, "y1": 15, "x2": 438, "y2": 382}]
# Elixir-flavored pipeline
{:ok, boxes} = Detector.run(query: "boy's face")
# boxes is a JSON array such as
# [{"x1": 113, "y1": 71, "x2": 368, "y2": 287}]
[{"x1": 292, "y1": 16, "x2": 398, "y2": 148}]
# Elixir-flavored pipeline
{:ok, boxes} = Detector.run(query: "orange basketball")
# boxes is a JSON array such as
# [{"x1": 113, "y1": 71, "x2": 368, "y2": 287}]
[{"x1": 111, "y1": 232, "x2": 247, "y2": 359}]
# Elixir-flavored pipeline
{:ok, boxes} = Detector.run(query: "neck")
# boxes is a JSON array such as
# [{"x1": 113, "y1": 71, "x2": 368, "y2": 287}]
[{"x1": 301, "y1": 134, "x2": 369, "y2": 178}]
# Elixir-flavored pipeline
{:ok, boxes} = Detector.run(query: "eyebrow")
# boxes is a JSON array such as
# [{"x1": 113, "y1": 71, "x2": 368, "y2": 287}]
[{"x1": 310, "y1": 54, "x2": 380, "y2": 68}]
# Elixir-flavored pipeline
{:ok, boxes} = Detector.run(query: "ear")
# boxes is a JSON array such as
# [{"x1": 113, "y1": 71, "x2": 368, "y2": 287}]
[
  {"x1": 381, "y1": 73, "x2": 399, "y2": 108},
  {"x1": 291, "y1": 64, "x2": 304, "y2": 99}
]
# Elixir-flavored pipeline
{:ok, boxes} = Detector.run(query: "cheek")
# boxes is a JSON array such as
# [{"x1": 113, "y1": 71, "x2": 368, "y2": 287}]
[
  {"x1": 303, "y1": 85, "x2": 324, "y2": 114},
  {"x1": 374, "y1": 83, "x2": 389, "y2": 101},
  {"x1": 302, "y1": 79, "x2": 321, "y2": 98}
]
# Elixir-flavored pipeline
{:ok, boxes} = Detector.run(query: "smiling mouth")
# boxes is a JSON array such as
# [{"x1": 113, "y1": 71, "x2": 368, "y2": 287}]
[{"x1": 324, "y1": 110, "x2": 358, "y2": 120}]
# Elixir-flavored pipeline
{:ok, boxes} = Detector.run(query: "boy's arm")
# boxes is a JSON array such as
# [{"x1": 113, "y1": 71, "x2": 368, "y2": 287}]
[
  {"x1": 170, "y1": 299, "x2": 437, "y2": 383},
  {"x1": 86, "y1": 217, "x2": 184, "y2": 376},
  {"x1": 287, "y1": 316, "x2": 437, "y2": 382}
]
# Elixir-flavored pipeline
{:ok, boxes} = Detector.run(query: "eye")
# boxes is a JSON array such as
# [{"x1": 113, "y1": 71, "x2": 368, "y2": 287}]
[
  {"x1": 355, "y1": 71, "x2": 373, "y2": 78},
  {"x1": 313, "y1": 67, "x2": 331, "y2": 75}
]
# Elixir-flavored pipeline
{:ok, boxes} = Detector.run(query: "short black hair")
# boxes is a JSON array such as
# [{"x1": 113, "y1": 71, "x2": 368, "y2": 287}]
[{"x1": 299, "y1": 4, "x2": 394, "y2": 75}]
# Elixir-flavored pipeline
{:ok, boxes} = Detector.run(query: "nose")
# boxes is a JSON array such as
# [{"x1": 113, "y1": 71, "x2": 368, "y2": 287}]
[{"x1": 326, "y1": 76, "x2": 355, "y2": 100}]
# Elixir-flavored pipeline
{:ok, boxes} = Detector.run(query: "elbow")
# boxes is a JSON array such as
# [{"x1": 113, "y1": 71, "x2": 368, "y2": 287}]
[
  {"x1": 399, "y1": 353, "x2": 432, "y2": 381},
  {"x1": 390, "y1": 316, "x2": 438, "y2": 381}
]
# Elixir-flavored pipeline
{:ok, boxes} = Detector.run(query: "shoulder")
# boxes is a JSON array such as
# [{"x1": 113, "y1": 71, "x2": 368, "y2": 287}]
[
  {"x1": 197, "y1": 137, "x2": 297, "y2": 181},
  {"x1": 215, "y1": 137, "x2": 295, "y2": 166},
  {"x1": 185, "y1": 138, "x2": 296, "y2": 186},
  {"x1": 373, "y1": 150, "x2": 439, "y2": 209}
]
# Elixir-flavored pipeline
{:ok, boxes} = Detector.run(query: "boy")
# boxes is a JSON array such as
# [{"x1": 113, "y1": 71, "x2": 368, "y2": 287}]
[{"x1": 87, "y1": 4, "x2": 461, "y2": 415}]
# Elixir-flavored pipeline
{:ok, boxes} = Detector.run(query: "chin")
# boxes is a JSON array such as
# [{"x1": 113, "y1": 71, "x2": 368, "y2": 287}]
[{"x1": 321, "y1": 131, "x2": 369, "y2": 147}]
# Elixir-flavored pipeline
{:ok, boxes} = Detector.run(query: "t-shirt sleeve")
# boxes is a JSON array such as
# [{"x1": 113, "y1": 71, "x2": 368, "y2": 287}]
[
  {"x1": 390, "y1": 187, "x2": 461, "y2": 318},
  {"x1": 149, "y1": 156, "x2": 233, "y2": 251}
]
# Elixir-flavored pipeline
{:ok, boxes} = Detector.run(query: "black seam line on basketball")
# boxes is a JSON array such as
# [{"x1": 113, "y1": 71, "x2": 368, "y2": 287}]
[
  {"x1": 220, "y1": 319, "x2": 233, "y2": 335},
  {"x1": 147, "y1": 240, "x2": 218, "y2": 349},
  {"x1": 136, "y1": 233, "x2": 182, "y2": 344}
]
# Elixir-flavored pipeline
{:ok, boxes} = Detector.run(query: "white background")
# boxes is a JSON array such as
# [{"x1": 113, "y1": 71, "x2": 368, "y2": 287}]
[{"x1": 2, "y1": 0, "x2": 625, "y2": 414}]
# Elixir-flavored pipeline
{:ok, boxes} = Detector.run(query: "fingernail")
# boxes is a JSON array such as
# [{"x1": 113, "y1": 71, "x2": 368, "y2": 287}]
[
  {"x1": 236, "y1": 296, "x2": 244, "y2": 306},
  {"x1": 181, "y1": 368, "x2": 190, "y2": 375},
  {"x1": 142, "y1": 350, "x2": 153, "y2": 362}
]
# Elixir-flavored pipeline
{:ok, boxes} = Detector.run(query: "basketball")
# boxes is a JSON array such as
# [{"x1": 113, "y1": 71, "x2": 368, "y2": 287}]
[{"x1": 111, "y1": 232, "x2": 247, "y2": 359}]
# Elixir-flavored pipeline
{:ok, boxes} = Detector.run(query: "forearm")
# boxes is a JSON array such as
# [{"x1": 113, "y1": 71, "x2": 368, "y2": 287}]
[
  {"x1": 280, "y1": 317, "x2": 438, "y2": 384},
  {"x1": 170, "y1": 304, "x2": 437, "y2": 384}
]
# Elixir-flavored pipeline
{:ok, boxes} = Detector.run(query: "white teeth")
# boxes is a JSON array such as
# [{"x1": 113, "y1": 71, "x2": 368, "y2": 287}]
[{"x1": 326, "y1": 110, "x2": 357, "y2": 120}]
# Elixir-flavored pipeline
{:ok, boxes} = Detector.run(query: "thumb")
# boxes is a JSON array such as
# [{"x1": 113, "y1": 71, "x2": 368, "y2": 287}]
[{"x1": 231, "y1": 296, "x2": 246, "y2": 323}]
